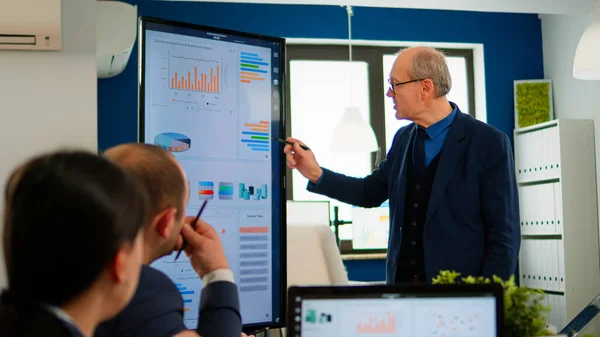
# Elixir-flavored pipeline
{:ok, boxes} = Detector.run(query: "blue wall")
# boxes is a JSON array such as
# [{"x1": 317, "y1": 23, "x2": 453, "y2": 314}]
[
  {"x1": 343, "y1": 259, "x2": 387, "y2": 282},
  {"x1": 98, "y1": 1, "x2": 544, "y2": 151}
]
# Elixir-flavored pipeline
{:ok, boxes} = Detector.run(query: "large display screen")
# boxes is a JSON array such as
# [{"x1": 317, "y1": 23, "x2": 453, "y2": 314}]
[{"x1": 139, "y1": 16, "x2": 286, "y2": 330}]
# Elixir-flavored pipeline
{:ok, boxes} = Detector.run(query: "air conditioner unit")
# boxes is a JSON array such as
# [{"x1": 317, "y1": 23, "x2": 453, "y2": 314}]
[
  {"x1": 97, "y1": 1, "x2": 137, "y2": 79},
  {"x1": 0, "y1": 0, "x2": 62, "y2": 51}
]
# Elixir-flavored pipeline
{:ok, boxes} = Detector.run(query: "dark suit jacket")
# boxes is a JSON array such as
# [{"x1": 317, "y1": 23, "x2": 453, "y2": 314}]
[
  {"x1": 0, "y1": 305, "x2": 74, "y2": 337},
  {"x1": 309, "y1": 106, "x2": 521, "y2": 283},
  {"x1": 95, "y1": 265, "x2": 241, "y2": 337}
]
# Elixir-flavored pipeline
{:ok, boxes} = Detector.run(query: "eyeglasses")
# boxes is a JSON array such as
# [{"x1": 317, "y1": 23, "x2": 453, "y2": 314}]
[{"x1": 388, "y1": 78, "x2": 426, "y2": 94}]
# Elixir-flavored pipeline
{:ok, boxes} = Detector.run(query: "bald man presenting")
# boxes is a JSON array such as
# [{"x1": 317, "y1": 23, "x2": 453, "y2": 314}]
[{"x1": 285, "y1": 47, "x2": 520, "y2": 284}]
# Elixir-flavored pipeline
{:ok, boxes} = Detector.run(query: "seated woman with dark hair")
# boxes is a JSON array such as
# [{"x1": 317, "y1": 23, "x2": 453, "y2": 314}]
[{"x1": 0, "y1": 151, "x2": 150, "y2": 337}]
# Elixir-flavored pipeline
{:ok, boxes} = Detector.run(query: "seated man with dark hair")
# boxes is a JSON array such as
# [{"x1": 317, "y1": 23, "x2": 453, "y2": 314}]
[{"x1": 95, "y1": 143, "x2": 246, "y2": 337}]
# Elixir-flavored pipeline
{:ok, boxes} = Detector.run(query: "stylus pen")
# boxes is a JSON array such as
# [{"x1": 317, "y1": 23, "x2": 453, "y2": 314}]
[
  {"x1": 272, "y1": 137, "x2": 310, "y2": 151},
  {"x1": 174, "y1": 199, "x2": 208, "y2": 262}
]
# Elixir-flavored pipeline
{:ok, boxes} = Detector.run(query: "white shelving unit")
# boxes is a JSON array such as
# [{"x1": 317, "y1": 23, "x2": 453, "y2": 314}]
[{"x1": 515, "y1": 119, "x2": 600, "y2": 334}]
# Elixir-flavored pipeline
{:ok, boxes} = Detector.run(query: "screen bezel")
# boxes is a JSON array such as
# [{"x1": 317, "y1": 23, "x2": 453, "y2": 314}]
[
  {"x1": 287, "y1": 283, "x2": 504, "y2": 337},
  {"x1": 138, "y1": 15, "x2": 287, "y2": 331}
]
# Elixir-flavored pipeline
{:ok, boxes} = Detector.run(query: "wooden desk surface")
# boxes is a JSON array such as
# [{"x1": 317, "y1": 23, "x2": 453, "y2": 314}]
[{"x1": 341, "y1": 253, "x2": 387, "y2": 261}]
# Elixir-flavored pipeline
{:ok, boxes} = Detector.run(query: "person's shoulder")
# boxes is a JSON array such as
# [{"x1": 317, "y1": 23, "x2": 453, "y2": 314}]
[
  {"x1": 457, "y1": 112, "x2": 508, "y2": 144},
  {"x1": 138, "y1": 265, "x2": 180, "y2": 294},
  {"x1": 96, "y1": 265, "x2": 187, "y2": 337},
  {"x1": 389, "y1": 122, "x2": 415, "y2": 150},
  {"x1": 393, "y1": 122, "x2": 415, "y2": 138},
  {"x1": 2, "y1": 306, "x2": 72, "y2": 337},
  {"x1": 141, "y1": 264, "x2": 172, "y2": 282}
]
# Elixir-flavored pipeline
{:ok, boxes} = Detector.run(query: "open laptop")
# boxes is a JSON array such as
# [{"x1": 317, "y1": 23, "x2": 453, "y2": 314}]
[{"x1": 287, "y1": 283, "x2": 503, "y2": 337}]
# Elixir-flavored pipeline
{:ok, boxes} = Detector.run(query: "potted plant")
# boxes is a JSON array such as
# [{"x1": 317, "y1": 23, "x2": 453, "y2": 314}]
[{"x1": 432, "y1": 270, "x2": 552, "y2": 337}]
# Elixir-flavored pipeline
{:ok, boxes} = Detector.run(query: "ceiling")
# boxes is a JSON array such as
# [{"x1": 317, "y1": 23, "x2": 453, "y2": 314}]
[{"x1": 157, "y1": 0, "x2": 595, "y2": 15}]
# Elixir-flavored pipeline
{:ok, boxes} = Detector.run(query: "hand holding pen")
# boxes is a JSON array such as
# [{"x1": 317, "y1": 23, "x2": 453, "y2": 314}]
[
  {"x1": 282, "y1": 137, "x2": 323, "y2": 184},
  {"x1": 179, "y1": 211, "x2": 229, "y2": 279},
  {"x1": 174, "y1": 199, "x2": 208, "y2": 261},
  {"x1": 271, "y1": 137, "x2": 310, "y2": 151}
]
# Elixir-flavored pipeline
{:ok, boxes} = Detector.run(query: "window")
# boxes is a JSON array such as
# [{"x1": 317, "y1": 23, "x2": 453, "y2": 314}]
[
  {"x1": 285, "y1": 45, "x2": 475, "y2": 243},
  {"x1": 289, "y1": 60, "x2": 372, "y2": 226}
]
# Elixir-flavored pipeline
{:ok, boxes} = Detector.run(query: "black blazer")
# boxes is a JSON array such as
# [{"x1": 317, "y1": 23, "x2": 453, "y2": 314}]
[
  {"x1": 0, "y1": 304, "x2": 74, "y2": 337},
  {"x1": 309, "y1": 104, "x2": 521, "y2": 283},
  {"x1": 96, "y1": 265, "x2": 241, "y2": 337}
]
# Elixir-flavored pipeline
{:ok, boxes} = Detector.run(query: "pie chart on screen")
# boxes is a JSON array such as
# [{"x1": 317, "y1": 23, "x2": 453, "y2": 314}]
[{"x1": 154, "y1": 132, "x2": 191, "y2": 152}]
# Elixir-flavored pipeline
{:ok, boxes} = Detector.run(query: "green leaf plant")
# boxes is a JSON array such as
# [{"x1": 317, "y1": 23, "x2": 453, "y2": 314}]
[{"x1": 432, "y1": 270, "x2": 551, "y2": 337}]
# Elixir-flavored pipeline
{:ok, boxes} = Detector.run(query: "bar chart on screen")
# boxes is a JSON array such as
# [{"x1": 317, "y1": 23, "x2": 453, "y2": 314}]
[
  {"x1": 352, "y1": 205, "x2": 390, "y2": 250},
  {"x1": 169, "y1": 49, "x2": 222, "y2": 94},
  {"x1": 239, "y1": 120, "x2": 271, "y2": 159},
  {"x1": 337, "y1": 300, "x2": 413, "y2": 337},
  {"x1": 198, "y1": 181, "x2": 214, "y2": 200},
  {"x1": 240, "y1": 51, "x2": 269, "y2": 83},
  {"x1": 236, "y1": 49, "x2": 271, "y2": 133},
  {"x1": 238, "y1": 182, "x2": 269, "y2": 201},
  {"x1": 355, "y1": 313, "x2": 397, "y2": 335},
  {"x1": 176, "y1": 283, "x2": 195, "y2": 311},
  {"x1": 172, "y1": 277, "x2": 201, "y2": 326},
  {"x1": 147, "y1": 34, "x2": 238, "y2": 116}
]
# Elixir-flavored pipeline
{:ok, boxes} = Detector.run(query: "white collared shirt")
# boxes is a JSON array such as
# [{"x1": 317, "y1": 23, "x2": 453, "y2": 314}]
[
  {"x1": 44, "y1": 304, "x2": 85, "y2": 337},
  {"x1": 202, "y1": 269, "x2": 235, "y2": 288}
]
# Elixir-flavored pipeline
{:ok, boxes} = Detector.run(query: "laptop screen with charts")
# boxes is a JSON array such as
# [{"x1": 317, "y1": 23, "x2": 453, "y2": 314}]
[{"x1": 287, "y1": 284, "x2": 503, "y2": 337}]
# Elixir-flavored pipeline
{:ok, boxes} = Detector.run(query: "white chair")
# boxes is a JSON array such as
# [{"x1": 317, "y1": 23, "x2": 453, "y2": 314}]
[
  {"x1": 261, "y1": 224, "x2": 348, "y2": 337},
  {"x1": 286, "y1": 224, "x2": 349, "y2": 286},
  {"x1": 262, "y1": 202, "x2": 348, "y2": 337}
]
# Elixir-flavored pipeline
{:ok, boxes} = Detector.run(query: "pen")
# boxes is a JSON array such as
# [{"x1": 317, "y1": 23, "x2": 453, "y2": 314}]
[
  {"x1": 271, "y1": 137, "x2": 310, "y2": 151},
  {"x1": 174, "y1": 199, "x2": 208, "y2": 261}
]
